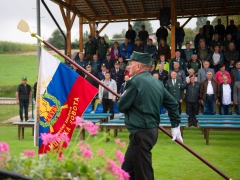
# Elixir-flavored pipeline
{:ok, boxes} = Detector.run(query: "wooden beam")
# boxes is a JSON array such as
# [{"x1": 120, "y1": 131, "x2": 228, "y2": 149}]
[
  {"x1": 98, "y1": 20, "x2": 110, "y2": 33},
  {"x1": 88, "y1": 22, "x2": 93, "y2": 36},
  {"x1": 59, "y1": 5, "x2": 69, "y2": 29},
  {"x1": 128, "y1": 19, "x2": 131, "y2": 26},
  {"x1": 79, "y1": 17, "x2": 83, "y2": 52},
  {"x1": 223, "y1": 0, "x2": 228, "y2": 9},
  {"x1": 139, "y1": 0, "x2": 145, "y2": 13},
  {"x1": 160, "y1": 0, "x2": 164, "y2": 8},
  {"x1": 202, "y1": 0, "x2": 205, "y2": 11},
  {"x1": 83, "y1": 0, "x2": 96, "y2": 16},
  {"x1": 71, "y1": 0, "x2": 77, "y2": 6},
  {"x1": 120, "y1": 0, "x2": 128, "y2": 14},
  {"x1": 66, "y1": 0, "x2": 71, "y2": 57},
  {"x1": 171, "y1": 0, "x2": 176, "y2": 59},
  {"x1": 70, "y1": 13, "x2": 76, "y2": 28},
  {"x1": 181, "y1": 15, "x2": 193, "y2": 28},
  {"x1": 181, "y1": 0, "x2": 184, "y2": 12},
  {"x1": 101, "y1": 0, "x2": 112, "y2": 15},
  {"x1": 52, "y1": 0, "x2": 93, "y2": 21}
]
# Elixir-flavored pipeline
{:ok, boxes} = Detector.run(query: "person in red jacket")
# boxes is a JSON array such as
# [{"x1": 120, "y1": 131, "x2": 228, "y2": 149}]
[
  {"x1": 110, "y1": 41, "x2": 121, "y2": 61},
  {"x1": 215, "y1": 64, "x2": 232, "y2": 85}
]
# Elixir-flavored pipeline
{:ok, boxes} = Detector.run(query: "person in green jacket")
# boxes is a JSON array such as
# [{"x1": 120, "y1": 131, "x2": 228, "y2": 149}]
[{"x1": 117, "y1": 52, "x2": 183, "y2": 180}]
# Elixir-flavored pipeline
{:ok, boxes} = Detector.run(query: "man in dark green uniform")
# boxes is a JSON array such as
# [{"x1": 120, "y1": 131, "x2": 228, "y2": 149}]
[
  {"x1": 16, "y1": 77, "x2": 32, "y2": 121},
  {"x1": 117, "y1": 52, "x2": 183, "y2": 180},
  {"x1": 133, "y1": 39, "x2": 144, "y2": 53},
  {"x1": 96, "y1": 37, "x2": 109, "y2": 63},
  {"x1": 210, "y1": 33, "x2": 223, "y2": 52},
  {"x1": 84, "y1": 36, "x2": 96, "y2": 62}
]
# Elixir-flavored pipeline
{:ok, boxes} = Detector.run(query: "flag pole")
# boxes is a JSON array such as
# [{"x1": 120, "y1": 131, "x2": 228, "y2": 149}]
[{"x1": 28, "y1": 31, "x2": 231, "y2": 180}]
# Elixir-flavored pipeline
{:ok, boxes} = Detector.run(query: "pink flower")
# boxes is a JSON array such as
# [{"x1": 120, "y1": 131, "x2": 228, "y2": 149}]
[
  {"x1": 115, "y1": 150, "x2": 124, "y2": 166},
  {"x1": 0, "y1": 142, "x2": 9, "y2": 154},
  {"x1": 115, "y1": 139, "x2": 121, "y2": 144},
  {"x1": 78, "y1": 141, "x2": 83, "y2": 148},
  {"x1": 105, "y1": 158, "x2": 130, "y2": 180},
  {"x1": 80, "y1": 147, "x2": 93, "y2": 159},
  {"x1": 73, "y1": 154, "x2": 78, "y2": 159},
  {"x1": 97, "y1": 149, "x2": 105, "y2": 157},
  {"x1": 58, "y1": 133, "x2": 70, "y2": 144},
  {"x1": 40, "y1": 133, "x2": 59, "y2": 145},
  {"x1": 23, "y1": 150, "x2": 36, "y2": 157},
  {"x1": 84, "y1": 121, "x2": 98, "y2": 135},
  {"x1": 74, "y1": 116, "x2": 84, "y2": 127},
  {"x1": 121, "y1": 142, "x2": 126, "y2": 148},
  {"x1": 58, "y1": 154, "x2": 64, "y2": 161}
]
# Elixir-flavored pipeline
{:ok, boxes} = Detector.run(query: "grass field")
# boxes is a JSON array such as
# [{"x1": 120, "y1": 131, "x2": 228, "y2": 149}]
[
  {"x1": 0, "y1": 125, "x2": 239, "y2": 180},
  {"x1": 0, "y1": 53, "x2": 65, "y2": 97},
  {"x1": 0, "y1": 105, "x2": 19, "y2": 122}
]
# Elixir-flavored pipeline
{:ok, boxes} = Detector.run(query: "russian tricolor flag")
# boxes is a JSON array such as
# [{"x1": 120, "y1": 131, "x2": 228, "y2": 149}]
[{"x1": 35, "y1": 49, "x2": 98, "y2": 154}]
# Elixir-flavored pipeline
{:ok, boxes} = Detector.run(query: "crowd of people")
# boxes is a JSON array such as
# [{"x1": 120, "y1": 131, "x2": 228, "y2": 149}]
[{"x1": 72, "y1": 19, "x2": 240, "y2": 126}]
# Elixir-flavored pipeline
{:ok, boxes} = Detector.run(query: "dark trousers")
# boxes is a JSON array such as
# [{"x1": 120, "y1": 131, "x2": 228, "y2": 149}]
[
  {"x1": 203, "y1": 95, "x2": 216, "y2": 115},
  {"x1": 19, "y1": 100, "x2": 29, "y2": 121},
  {"x1": 122, "y1": 128, "x2": 158, "y2": 180},
  {"x1": 220, "y1": 104, "x2": 232, "y2": 115},
  {"x1": 186, "y1": 102, "x2": 199, "y2": 126},
  {"x1": 102, "y1": 99, "x2": 114, "y2": 119},
  {"x1": 178, "y1": 101, "x2": 182, "y2": 114}
]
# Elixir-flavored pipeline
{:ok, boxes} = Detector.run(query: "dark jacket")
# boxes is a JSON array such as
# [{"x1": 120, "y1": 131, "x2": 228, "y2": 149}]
[
  {"x1": 156, "y1": 27, "x2": 168, "y2": 42},
  {"x1": 157, "y1": 44, "x2": 171, "y2": 61},
  {"x1": 185, "y1": 82, "x2": 200, "y2": 102},
  {"x1": 169, "y1": 58, "x2": 186, "y2": 72},
  {"x1": 197, "y1": 47, "x2": 211, "y2": 62},
  {"x1": 84, "y1": 71, "x2": 98, "y2": 88},
  {"x1": 200, "y1": 79, "x2": 219, "y2": 100},
  {"x1": 218, "y1": 84, "x2": 233, "y2": 105},
  {"x1": 125, "y1": 30, "x2": 136, "y2": 42},
  {"x1": 102, "y1": 59, "x2": 114, "y2": 72},
  {"x1": 133, "y1": 44, "x2": 144, "y2": 53},
  {"x1": 97, "y1": 72, "x2": 106, "y2": 81},
  {"x1": 17, "y1": 84, "x2": 31, "y2": 100},
  {"x1": 110, "y1": 69, "x2": 124, "y2": 92},
  {"x1": 117, "y1": 71, "x2": 180, "y2": 134},
  {"x1": 224, "y1": 50, "x2": 239, "y2": 66},
  {"x1": 194, "y1": 33, "x2": 207, "y2": 49},
  {"x1": 152, "y1": 69, "x2": 168, "y2": 85},
  {"x1": 230, "y1": 68, "x2": 240, "y2": 87},
  {"x1": 138, "y1": 30, "x2": 149, "y2": 41},
  {"x1": 165, "y1": 79, "x2": 184, "y2": 101},
  {"x1": 203, "y1": 25, "x2": 214, "y2": 40}
]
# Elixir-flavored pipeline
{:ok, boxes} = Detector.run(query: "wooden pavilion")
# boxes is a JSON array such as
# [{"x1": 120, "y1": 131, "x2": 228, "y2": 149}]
[{"x1": 50, "y1": 0, "x2": 240, "y2": 58}]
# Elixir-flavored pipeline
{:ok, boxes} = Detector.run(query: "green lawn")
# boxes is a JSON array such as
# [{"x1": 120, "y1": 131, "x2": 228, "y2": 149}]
[
  {"x1": 0, "y1": 53, "x2": 65, "y2": 97},
  {"x1": 0, "y1": 105, "x2": 19, "y2": 122},
  {"x1": 0, "y1": 126, "x2": 239, "y2": 180}
]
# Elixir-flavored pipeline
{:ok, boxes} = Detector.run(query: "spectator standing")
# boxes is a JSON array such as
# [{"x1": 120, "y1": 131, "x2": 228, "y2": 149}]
[
  {"x1": 215, "y1": 64, "x2": 232, "y2": 85},
  {"x1": 223, "y1": 34, "x2": 235, "y2": 51},
  {"x1": 231, "y1": 61, "x2": 240, "y2": 87},
  {"x1": 110, "y1": 41, "x2": 121, "y2": 61},
  {"x1": 144, "y1": 38, "x2": 157, "y2": 61},
  {"x1": 226, "y1": 20, "x2": 238, "y2": 40},
  {"x1": 194, "y1": 28, "x2": 207, "y2": 50},
  {"x1": 183, "y1": 43, "x2": 194, "y2": 63},
  {"x1": 200, "y1": 71, "x2": 219, "y2": 115},
  {"x1": 214, "y1": 19, "x2": 226, "y2": 41},
  {"x1": 138, "y1": 25, "x2": 149, "y2": 47},
  {"x1": 197, "y1": 39, "x2": 211, "y2": 63},
  {"x1": 157, "y1": 39, "x2": 171, "y2": 61},
  {"x1": 102, "y1": 53, "x2": 114, "y2": 72},
  {"x1": 90, "y1": 54, "x2": 101, "y2": 74},
  {"x1": 119, "y1": 75, "x2": 130, "y2": 95},
  {"x1": 84, "y1": 36, "x2": 96, "y2": 62},
  {"x1": 185, "y1": 75, "x2": 200, "y2": 127},
  {"x1": 165, "y1": 71, "x2": 184, "y2": 114},
  {"x1": 118, "y1": 57, "x2": 126, "y2": 71},
  {"x1": 170, "y1": 51, "x2": 186, "y2": 73},
  {"x1": 203, "y1": 20, "x2": 214, "y2": 46},
  {"x1": 125, "y1": 24, "x2": 136, "y2": 44},
  {"x1": 233, "y1": 80, "x2": 240, "y2": 114},
  {"x1": 120, "y1": 38, "x2": 133, "y2": 60},
  {"x1": 155, "y1": 55, "x2": 169, "y2": 72},
  {"x1": 75, "y1": 52, "x2": 87, "y2": 76},
  {"x1": 236, "y1": 25, "x2": 240, "y2": 59},
  {"x1": 97, "y1": 64, "x2": 107, "y2": 81},
  {"x1": 225, "y1": 42, "x2": 239, "y2": 72},
  {"x1": 153, "y1": 63, "x2": 168, "y2": 85},
  {"x1": 210, "y1": 33, "x2": 223, "y2": 52},
  {"x1": 133, "y1": 39, "x2": 144, "y2": 53},
  {"x1": 92, "y1": 30, "x2": 101, "y2": 46},
  {"x1": 188, "y1": 53, "x2": 202, "y2": 75},
  {"x1": 97, "y1": 37, "x2": 109, "y2": 63},
  {"x1": 175, "y1": 22, "x2": 185, "y2": 50},
  {"x1": 218, "y1": 76, "x2": 233, "y2": 115},
  {"x1": 110, "y1": 62, "x2": 124, "y2": 93},
  {"x1": 16, "y1": 77, "x2": 32, "y2": 122},
  {"x1": 98, "y1": 72, "x2": 117, "y2": 119},
  {"x1": 211, "y1": 45, "x2": 224, "y2": 73},
  {"x1": 197, "y1": 61, "x2": 215, "y2": 83},
  {"x1": 156, "y1": 25, "x2": 168, "y2": 45},
  {"x1": 169, "y1": 62, "x2": 187, "y2": 86}
]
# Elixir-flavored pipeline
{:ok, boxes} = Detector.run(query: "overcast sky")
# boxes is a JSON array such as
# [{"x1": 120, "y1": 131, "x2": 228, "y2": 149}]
[{"x1": 0, "y1": 0, "x2": 214, "y2": 44}]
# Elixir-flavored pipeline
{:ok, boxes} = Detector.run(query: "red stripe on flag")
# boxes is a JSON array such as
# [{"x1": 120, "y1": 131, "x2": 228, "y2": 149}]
[{"x1": 39, "y1": 76, "x2": 98, "y2": 154}]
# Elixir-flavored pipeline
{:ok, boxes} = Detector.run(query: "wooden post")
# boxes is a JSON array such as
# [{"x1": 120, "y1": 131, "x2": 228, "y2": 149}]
[
  {"x1": 66, "y1": 7, "x2": 71, "y2": 57},
  {"x1": 171, "y1": 0, "x2": 176, "y2": 58},
  {"x1": 79, "y1": 16, "x2": 83, "y2": 52}
]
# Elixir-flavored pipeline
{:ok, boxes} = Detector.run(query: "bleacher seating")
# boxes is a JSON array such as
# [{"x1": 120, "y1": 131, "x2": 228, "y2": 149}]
[{"x1": 94, "y1": 103, "x2": 103, "y2": 113}]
